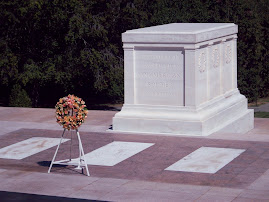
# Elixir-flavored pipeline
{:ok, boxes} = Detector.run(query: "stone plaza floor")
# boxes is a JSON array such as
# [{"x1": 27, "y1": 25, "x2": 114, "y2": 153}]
[{"x1": 0, "y1": 107, "x2": 269, "y2": 201}]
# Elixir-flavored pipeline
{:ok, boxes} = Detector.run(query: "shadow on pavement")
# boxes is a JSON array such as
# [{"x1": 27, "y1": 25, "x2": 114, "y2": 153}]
[
  {"x1": 0, "y1": 191, "x2": 107, "y2": 202},
  {"x1": 37, "y1": 161, "x2": 67, "y2": 168}
]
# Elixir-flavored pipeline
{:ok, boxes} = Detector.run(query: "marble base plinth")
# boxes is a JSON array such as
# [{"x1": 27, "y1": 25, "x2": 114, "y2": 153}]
[{"x1": 113, "y1": 90, "x2": 254, "y2": 136}]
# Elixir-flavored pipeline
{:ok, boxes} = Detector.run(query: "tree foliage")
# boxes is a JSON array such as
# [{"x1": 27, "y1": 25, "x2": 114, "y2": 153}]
[{"x1": 0, "y1": 0, "x2": 268, "y2": 107}]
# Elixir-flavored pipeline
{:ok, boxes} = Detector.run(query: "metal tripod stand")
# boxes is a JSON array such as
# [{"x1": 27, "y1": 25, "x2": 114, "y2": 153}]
[{"x1": 48, "y1": 129, "x2": 90, "y2": 176}]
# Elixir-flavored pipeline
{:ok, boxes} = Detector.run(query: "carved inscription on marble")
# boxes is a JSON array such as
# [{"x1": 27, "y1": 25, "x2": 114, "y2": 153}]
[
  {"x1": 135, "y1": 50, "x2": 184, "y2": 106},
  {"x1": 225, "y1": 44, "x2": 232, "y2": 64},
  {"x1": 212, "y1": 48, "x2": 220, "y2": 68},
  {"x1": 198, "y1": 52, "x2": 206, "y2": 73}
]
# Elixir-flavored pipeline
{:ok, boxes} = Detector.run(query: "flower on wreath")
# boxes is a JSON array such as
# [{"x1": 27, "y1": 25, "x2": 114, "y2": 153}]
[{"x1": 55, "y1": 94, "x2": 88, "y2": 130}]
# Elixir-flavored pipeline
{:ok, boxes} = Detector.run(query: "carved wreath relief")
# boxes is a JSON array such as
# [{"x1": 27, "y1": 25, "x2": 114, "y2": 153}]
[
  {"x1": 198, "y1": 52, "x2": 206, "y2": 73},
  {"x1": 225, "y1": 44, "x2": 232, "y2": 64},
  {"x1": 212, "y1": 48, "x2": 220, "y2": 68}
]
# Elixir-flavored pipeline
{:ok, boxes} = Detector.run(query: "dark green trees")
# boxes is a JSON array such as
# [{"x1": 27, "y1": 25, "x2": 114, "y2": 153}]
[
  {"x1": 0, "y1": 0, "x2": 124, "y2": 107},
  {"x1": 0, "y1": 0, "x2": 268, "y2": 107}
]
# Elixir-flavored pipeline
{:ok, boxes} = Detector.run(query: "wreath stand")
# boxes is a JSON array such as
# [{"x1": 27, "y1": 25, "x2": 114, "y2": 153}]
[{"x1": 48, "y1": 129, "x2": 90, "y2": 176}]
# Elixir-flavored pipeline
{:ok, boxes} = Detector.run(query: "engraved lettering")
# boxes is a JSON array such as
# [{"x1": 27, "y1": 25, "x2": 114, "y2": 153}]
[
  {"x1": 140, "y1": 91, "x2": 177, "y2": 96},
  {"x1": 137, "y1": 72, "x2": 181, "y2": 79},
  {"x1": 135, "y1": 50, "x2": 184, "y2": 106},
  {"x1": 145, "y1": 55, "x2": 180, "y2": 60},
  {"x1": 146, "y1": 82, "x2": 169, "y2": 88}
]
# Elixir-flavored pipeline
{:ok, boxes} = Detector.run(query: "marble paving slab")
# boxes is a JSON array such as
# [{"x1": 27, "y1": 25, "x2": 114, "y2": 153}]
[
  {"x1": 165, "y1": 147, "x2": 245, "y2": 174},
  {"x1": 0, "y1": 137, "x2": 69, "y2": 160},
  {"x1": 77, "y1": 141, "x2": 154, "y2": 166}
]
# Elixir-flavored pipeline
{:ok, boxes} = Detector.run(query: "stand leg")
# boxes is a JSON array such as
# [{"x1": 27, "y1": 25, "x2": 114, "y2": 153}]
[
  {"x1": 75, "y1": 131, "x2": 82, "y2": 170},
  {"x1": 78, "y1": 135, "x2": 82, "y2": 169},
  {"x1": 48, "y1": 129, "x2": 66, "y2": 173},
  {"x1": 76, "y1": 130, "x2": 90, "y2": 176}
]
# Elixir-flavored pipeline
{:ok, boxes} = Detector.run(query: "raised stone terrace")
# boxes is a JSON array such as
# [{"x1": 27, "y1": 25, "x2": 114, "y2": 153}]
[{"x1": 0, "y1": 107, "x2": 269, "y2": 201}]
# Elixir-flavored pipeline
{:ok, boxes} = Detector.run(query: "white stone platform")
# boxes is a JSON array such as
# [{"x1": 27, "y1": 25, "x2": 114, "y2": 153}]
[{"x1": 0, "y1": 107, "x2": 268, "y2": 201}]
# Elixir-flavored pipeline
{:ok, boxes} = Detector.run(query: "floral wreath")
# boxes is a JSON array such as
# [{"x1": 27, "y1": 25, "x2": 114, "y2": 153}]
[{"x1": 55, "y1": 94, "x2": 88, "y2": 130}]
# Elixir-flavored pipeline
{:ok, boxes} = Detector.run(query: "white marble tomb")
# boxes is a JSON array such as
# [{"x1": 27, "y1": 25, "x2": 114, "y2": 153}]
[
  {"x1": 165, "y1": 147, "x2": 245, "y2": 173},
  {"x1": 0, "y1": 137, "x2": 70, "y2": 160},
  {"x1": 72, "y1": 141, "x2": 154, "y2": 166},
  {"x1": 112, "y1": 23, "x2": 254, "y2": 136}
]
